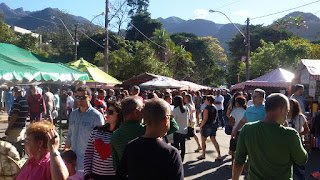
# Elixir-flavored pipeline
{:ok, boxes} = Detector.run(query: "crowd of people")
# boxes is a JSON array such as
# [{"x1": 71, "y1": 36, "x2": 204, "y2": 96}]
[{"x1": 2, "y1": 83, "x2": 320, "y2": 179}]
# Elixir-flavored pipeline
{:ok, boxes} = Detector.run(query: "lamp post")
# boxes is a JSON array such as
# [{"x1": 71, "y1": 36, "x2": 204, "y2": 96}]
[
  {"x1": 209, "y1": 10, "x2": 250, "y2": 80},
  {"x1": 90, "y1": 12, "x2": 106, "y2": 23}
]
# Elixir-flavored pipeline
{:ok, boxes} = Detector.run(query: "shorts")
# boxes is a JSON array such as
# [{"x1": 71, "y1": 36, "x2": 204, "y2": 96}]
[
  {"x1": 201, "y1": 123, "x2": 218, "y2": 137},
  {"x1": 229, "y1": 131, "x2": 240, "y2": 151}
]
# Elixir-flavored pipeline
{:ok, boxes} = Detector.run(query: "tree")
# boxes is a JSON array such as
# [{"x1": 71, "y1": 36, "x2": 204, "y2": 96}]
[
  {"x1": 250, "y1": 38, "x2": 312, "y2": 78},
  {"x1": 108, "y1": 41, "x2": 170, "y2": 80},
  {"x1": 170, "y1": 45, "x2": 194, "y2": 80},
  {"x1": 126, "y1": 13, "x2": 162, "y2": 42},
  {"x1": 200, "y1": 37, "x2": 228, "y2": 69},
  {"x1": 170, "y1": 33, "x2": 224, "y2": 86},
  {"x1": 287, "y1": 14, "x2": 308, "y2": 36},
  {"x1": 150, "y1": 29, "x2": 175, "y2": 63},
  {"x1": 127, "y1": 0, "x2": 149, "y2": 15},
  {"x1": 226, "y1": 25, "x2": 293, "y2": 85},
  {"x1": 0, "y1": 15, "x2": 17, "y2": 44},
  {"x1": 16, "y1": 34, "x2": 38, "y2": 52}
]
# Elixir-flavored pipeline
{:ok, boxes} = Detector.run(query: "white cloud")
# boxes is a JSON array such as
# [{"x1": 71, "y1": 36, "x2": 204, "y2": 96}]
[
  {"x1": 235, "y1": 10, "x2": 250, "y2": 17},
  {"x1": 194, "y1": 9, "x2": 210, "y2": 19}
]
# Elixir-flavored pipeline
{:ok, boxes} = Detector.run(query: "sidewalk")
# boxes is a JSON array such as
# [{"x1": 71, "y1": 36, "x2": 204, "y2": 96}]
[{"x1": 183, "y1": 128, "x2": 320, "y2": 180}]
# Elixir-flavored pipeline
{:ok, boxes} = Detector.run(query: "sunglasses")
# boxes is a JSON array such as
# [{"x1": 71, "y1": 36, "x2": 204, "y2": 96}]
[
  {"x1": 107, "y1": 109, "x2": 116, "y2": 115},
  {"x1": 75, "y1": 95, "x2": 88, "y2": 100},
  {"x1": 165, "y1": 115, "x2": 174, "y2": 119}
]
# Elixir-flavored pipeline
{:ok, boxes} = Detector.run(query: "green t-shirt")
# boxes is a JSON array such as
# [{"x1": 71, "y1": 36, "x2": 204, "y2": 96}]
[
  {"x1": 235, "y1": 121, "x2": 308, "y2": 180},
  {"x1": 111, "y1": 119, "x2": 179, "y2": 170}
]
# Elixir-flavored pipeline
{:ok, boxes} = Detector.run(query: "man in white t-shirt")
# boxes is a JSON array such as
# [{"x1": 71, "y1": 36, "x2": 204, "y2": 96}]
[{"x1": 214, "y1": 90, "x2": 224, "y2": 128}]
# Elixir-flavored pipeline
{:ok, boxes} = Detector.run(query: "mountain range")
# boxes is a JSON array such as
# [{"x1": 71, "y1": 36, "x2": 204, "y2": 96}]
[{"x1": 1, "y1": 2, "x2": 320, "y2": 53}]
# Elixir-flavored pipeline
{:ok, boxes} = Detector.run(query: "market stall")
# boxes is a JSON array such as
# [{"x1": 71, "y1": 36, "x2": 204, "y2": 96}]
[{"x1": 230, "y1": 68, "x2": 294, "y2": 95}]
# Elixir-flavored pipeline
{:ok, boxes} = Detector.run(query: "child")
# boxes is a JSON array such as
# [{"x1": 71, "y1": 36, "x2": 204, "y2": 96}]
[{"x1": 61, "y1": 150, "x2": 84, "y2": 180}]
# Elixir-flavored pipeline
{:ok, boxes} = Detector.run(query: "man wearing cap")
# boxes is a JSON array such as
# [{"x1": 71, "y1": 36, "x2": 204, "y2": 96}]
[{"x1": 5, "y1": 86, "x2": 29, "y2": 142}]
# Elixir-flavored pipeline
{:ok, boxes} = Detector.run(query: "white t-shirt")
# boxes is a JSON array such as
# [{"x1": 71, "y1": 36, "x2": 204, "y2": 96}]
[
  {"x1": 186, "y1": 103, "x2": 196, "y2": 123},
  {"x1": 67, "y1": 171, "x2": 84, "y2": 180},
  {"x1": 214, "y1": 95, "x2": 224, "y2": 110},
  {"x1": 67, "y1": 96, "x2": 74, "y2": 110},
  {"x1": 230, "y1": 107, "x2": 246, "y2": 131},
  {"x1": 286, "y1": 115, "x2": 307, "y2": 133},
  {"x1": 172, "y1": 106, "x2": 189, "y2": 135}
]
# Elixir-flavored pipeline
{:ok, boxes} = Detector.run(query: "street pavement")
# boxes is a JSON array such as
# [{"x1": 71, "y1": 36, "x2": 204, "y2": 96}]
[{"x1": 183, "y1": 126, "x2": 320, "y2": 180}]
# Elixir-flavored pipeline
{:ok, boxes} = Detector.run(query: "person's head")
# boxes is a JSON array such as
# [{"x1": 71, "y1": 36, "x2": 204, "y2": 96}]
[
  {"x1": 106, "y1": 102, "x2": 123, "y2": 130},
  {"x1": 265, "y1": 93, "x2": 289, "y2": 124},
  {"x1": 235, "y1": 96, "x2": 247, "y2": 110},
  {"x1": 144, "y1": 98, "x2": 171, "y2": 137},
  {"x1": 12, "y1": 86, "x2": 23, "y2": 99},
  {"x1": 163, "y1": 94, "x2": 172, "y2": 105},
  {"x1": 289, "y1": 98, "x2": 302, "y2": 119},
  {"x1": 206, "y1": 95, "x2": 215, "y2": 105},
  {"x1": 54, "y1": 88, "x2": 60, "y2": 94},
  {"x1": 61, "y1": 150, "x2": 77, "y2": 174},
  {"x1": 30, "y1": 85, "x2": 37, "y2": 95},
  {"x1": 68, "y1": 91, "x2": 73, "y2": 97},
  {"x1": 131, "y1": 86, "x2": 140, "y2": 96},
  {"x1": 121, "y1": 96, "x2": 144, "y2": 122},
  {"x1": 43, "y1": 87, "x2": 50, "y2": 93},
  {"x1": 181, "y1": 91, "x2": 187, "y2": 98},
  {"x1": 97, "y1": 89, "x2": 106, "y2": 99},
  {"x1": 195, "y1": 91, "x2": 201, "y2": 97},
  {"x1": 173, "y1": 95, "x2": 186, "y2": 113},
  {"x1": 252, "y1": 88, "x2": 265, "y2": 106},
  {"x1": 118, "y1": 93, "x2": 125, "y2": 101},
  {"x1": 216, "y1": 90, "x2": 221, "y2": 96},
  {"x1": 109, "y1": 89, "x2": 115, "y2": 96},
  {"x1": 75, "y1": 85, "x2": 92, "y2": 108},
  {"x1": 184, "y1": 94, "x2": 194, "y2": 105},
  {"x1": 25, "y1": 121, "x2": 55, "y2": 156},
  {"x1": 123, "y1": 90, "x2": 129, "y2": 97},
  {"x1": 147, "y1": 92, "x2": 158, "y2": 100},
  {"x1": 293, "y1": 84, "x2": 304, "y2": 96},
  {"x1": 231, "y1": 92, "x2": 242, "y2": 108},
  {"x1": 223, "y1": 89, "x2": 229, "y2": 95}
]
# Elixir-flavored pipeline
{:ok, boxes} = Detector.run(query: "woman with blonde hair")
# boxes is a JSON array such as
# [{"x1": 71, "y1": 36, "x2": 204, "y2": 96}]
[{"x1": 16, "y1": 121, "x2": 69, "y2": 180}]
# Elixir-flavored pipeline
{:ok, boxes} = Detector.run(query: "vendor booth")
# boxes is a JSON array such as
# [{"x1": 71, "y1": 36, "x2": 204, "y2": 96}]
[{"x1": 230, "y1": 68, "x2": 294, "y2": 95}]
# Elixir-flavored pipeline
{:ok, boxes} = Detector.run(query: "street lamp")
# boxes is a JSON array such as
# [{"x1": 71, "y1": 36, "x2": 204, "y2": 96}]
[
  {"x1": 90, "y1": 12, "x2": 106, "y2": 23},
  {"x1": 209, "y1": 10, "x2": 250, "y2": 80}
]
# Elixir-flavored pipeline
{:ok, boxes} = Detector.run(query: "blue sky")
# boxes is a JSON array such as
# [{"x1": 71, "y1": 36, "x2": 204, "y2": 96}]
[{"x1": 2, "y1": 0, "x2": 320, "y2": 27}]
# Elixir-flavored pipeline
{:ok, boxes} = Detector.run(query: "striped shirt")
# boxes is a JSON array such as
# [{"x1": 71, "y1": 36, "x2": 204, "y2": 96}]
[
  {"x1": 9, "y1": 96, "x2": 29, "y2": 129},
  {"x1": 84, "y1": 127, "x2": 115, "y2": 176}
]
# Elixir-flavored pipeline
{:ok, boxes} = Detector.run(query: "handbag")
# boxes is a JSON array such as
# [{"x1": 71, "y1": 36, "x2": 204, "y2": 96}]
[{"x1": 186, "y1": 108, "x2": 195, "y2": 138}]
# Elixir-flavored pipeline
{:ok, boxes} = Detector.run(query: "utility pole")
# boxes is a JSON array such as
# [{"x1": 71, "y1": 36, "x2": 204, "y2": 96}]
[
  {"x1": 74, "y1": 24, "x2": 78, "y2": 61},
  {"x1": 104, "y1": 0, "x2": 109, "y2": 73},
  {"x1": 245, "y1": 17, "x2": 250, "y2": 80}
]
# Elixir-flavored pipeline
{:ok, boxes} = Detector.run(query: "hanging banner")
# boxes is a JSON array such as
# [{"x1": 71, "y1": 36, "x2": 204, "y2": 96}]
[
  {"x1": 301, "y1": 69, "x2": 309, "y2": 85},
  {"x1": 309, "y1": 79, "x2": 317, "y2": 97}
]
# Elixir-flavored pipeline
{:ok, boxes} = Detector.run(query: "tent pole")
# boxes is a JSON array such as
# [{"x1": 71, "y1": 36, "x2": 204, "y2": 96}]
[{"x1": 59, "y1": 84, "x2": 63, "y2": 149}]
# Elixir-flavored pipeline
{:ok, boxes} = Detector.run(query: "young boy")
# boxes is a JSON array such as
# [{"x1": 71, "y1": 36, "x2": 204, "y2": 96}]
[{"x1": 61, "y1": 150, "x2": 84, "y2": 180}]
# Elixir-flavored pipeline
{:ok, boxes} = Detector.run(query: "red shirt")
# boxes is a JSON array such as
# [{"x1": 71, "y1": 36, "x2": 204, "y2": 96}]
[
  {"x1": 94, "y1": 97, "x2": 107, "y2": 113},
  {"x1": 27, "y1": 94, "x2": 46, "y2": 113}
]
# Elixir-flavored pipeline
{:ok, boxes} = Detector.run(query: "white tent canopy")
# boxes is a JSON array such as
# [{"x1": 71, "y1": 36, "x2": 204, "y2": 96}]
[{"x1": 139, "y1": 77, "x2": 184, "y2": 89}]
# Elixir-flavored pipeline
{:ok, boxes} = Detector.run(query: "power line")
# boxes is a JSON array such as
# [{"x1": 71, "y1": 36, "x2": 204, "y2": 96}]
[
  {"x1": 251, "y1": 0, "x2": 320, "y2": 20},
  {"x1": 77, "y1": 29, "x2": 105, "y2": 48},
  {"x1": 215, "y1": 0, "x2": 241, "y2": 10},
  {"x1": 109, "y1": 0, "x2": 127, "y2": 22},
  {"x1": 129, "y1": 22, "x2": 166, "y2": 50}
]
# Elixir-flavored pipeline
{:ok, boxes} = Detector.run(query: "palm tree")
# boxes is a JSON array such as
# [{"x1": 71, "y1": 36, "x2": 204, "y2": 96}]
[
  {"x1": 171, "y1": 45, "x2": 194, "y2": 79},
  {"x1": 288, "y1": 14, "x2": 308, "y2": 36},
  {"x1": 150, "y1": 29, "x2": 175, "y2": 63}
]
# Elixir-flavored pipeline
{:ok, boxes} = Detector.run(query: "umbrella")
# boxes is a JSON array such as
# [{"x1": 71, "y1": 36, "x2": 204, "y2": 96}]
[{"x1": 139, "y1": 77, "x2": 184, "y2": 89}]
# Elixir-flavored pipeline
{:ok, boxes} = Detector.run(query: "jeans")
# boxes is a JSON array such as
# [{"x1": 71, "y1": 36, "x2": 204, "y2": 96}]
[
  {"x1": 218, "y1": 110, "x2": 224, "y2": 128},
  {"x1": 173, "y1": 133, "x2": 186, "y2": 161},
  {"x1": 293, "y1": 164, "x2": 305, "y2": 180}
]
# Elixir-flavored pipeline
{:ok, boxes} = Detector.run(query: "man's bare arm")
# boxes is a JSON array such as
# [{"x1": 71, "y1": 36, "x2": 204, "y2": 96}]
[{"x1": 232, "y1": 163, "x2": 244, "y2": 180}]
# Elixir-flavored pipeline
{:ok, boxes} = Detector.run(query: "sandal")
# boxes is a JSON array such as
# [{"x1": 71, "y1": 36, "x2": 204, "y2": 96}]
[
  {"x1": 215, "y1": 157, "x2": 223, "y2": 161},
  {"x1": 194, "y1": 147, "x2": 202, "y2": 153},
  {"x1": 197, "y1": 155, "x2": 205, "y2": 160}
]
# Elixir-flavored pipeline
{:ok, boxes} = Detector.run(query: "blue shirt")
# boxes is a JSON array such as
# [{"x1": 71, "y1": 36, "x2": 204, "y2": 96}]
[
  {"x1": 65, "y1": 106, "x2": 104, "y2": 170},
  {"x1": 290, "y1": 94, "x2": 305, "y2": 114},
  {"x1": 243, "y1": 104, "x2": 266, "y2": 123}
]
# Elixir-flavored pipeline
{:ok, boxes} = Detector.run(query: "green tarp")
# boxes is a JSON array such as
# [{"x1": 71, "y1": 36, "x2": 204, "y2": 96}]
[
  {"x1": 66, "y1": 58, "x2": 121, "y2": 84},
  {"x1": 0, "y1": 43, "x2": 89, "y2": 83}
]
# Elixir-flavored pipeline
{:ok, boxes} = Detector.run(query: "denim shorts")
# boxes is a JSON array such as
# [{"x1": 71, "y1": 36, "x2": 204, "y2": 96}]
[{"x1": 201, "y1": 123, "x2": 218, "y2": 137}]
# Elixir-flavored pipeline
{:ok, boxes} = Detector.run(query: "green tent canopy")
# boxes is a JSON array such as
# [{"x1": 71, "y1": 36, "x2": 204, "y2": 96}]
[
  {"x1": 0, "y1": 43, "x2": 89, "y2": 83},
  {"x1": 66, "y1": 58, "x2": 122, "y2": 85}
]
